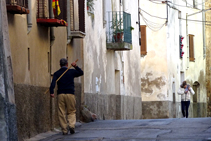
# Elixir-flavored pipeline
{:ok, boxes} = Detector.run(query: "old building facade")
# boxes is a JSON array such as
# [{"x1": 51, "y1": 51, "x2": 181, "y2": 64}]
[
  {"x1": 140, "y1": 0, "x2": 207, "y2": 119},
  {"x1": 84, "y1": 0, "x2": 142, "y2": 120},
  {"x1": 206, "y1": 0, "x2": 211, "y2": 117},
  {"x1": 1, "y1": 0, "x2": 142, "y2": 140}
]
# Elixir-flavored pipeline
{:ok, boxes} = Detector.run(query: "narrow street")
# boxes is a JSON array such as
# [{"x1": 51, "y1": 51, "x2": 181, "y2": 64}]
[{"x1": 27, "y1": 118, "x2": 211, "y2": 141}]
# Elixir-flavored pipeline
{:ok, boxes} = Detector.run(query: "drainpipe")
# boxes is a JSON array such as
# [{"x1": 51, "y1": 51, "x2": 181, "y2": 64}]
[
  {"x1": 27, "y1": 0, "x2": 32, "y2": 34},
  {"x1": 202, "y1": 0, "x2": 206, "y2": 59},
  {"x1": 186, "y1": 13, "x2": 189, "y2": 69},
  {"x1": 49, "y1": 0, "x2": 55, "y2": 130},
  {"x1": 67, "y1": 0, "x2": 72, "y2": 44},
  {"x1": 123, "y1": 0, "x2": 126, "y2": 11},
  {"x1": 49, "y1": 0, "x2": 55, "y2": 46},
  {"x1": 103, "y1": 0, "x2": 106, "y2": 27}
]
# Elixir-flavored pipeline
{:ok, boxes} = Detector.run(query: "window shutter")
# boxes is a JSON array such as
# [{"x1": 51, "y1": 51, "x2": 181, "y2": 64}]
[
  {"x1": 189, "y1": 34, "x2": 195, "y2": 61},
  {"x1": 78, "y1": 0, "x2": 85, "y2": 33},
  {"x1": 140, "y1": 25, "x2": 147, "y2": 55},
  {"x1": 70, "y1": 0, "x2": 74, "y2": 30},
  {"x1": 37, "y1": 0, "x2": 48, "y2": 18}
]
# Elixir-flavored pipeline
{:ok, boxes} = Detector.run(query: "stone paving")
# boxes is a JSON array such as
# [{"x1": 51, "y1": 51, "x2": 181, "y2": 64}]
[{"x1": 27, "y1": 118, "x2": 211, "y2": 141}]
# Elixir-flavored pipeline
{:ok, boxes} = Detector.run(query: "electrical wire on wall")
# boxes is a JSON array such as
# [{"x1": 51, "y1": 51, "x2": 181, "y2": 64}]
[
  {"x1": 148, "y1": 0, "x2": 209, "y2": 10},
  {"x1": 139, "y1": 0, "x2": 211, "y2": 32},
  {"x1": 139, "y1": 7, "x2": 167, "y2": 31}
]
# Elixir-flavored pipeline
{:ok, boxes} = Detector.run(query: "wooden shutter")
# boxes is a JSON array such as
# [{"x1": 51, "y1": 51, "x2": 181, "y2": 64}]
[
  {"x1": 189, "y1": 34, "x2": 195, "y2": 61},
  {"x1": 140, "y1": 25, "x2": 147, "y2": 55},
  {"x1": 70, "y1": 0, "x2": 74, "y2": 30},
  {"x1": 78, "y1": 0, "x2": 85, "y2": 33},
  {"x1": 37, "y1": 0, "x2": 48, "y2": 18}
]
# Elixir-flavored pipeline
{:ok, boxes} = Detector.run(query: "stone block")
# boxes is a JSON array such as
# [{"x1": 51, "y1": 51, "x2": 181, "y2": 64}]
[
  {"x1": 75, "y1": 83, "x2": 82, "y2": 120},
  {"x1": 142, "y1": 101, "x2": 170, "y2": 119},
  {"x1": 123, "y1": 95, "x2": 134, "y2": 119},
  {"x1": 14, "y1": 84, "x2": 51, "y2": 140},
  {"x1": 133, "y1": 96, "x2": 142, "y2": 119}
]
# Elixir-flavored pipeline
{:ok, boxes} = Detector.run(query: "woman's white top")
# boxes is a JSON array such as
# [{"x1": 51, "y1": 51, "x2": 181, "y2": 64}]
[{"x1": 177, "y1": 87, "x2": 195, "y2": 101}]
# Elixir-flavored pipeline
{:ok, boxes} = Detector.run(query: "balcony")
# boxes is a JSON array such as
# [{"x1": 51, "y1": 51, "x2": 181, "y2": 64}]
[
  {"x1": 70, "y1": 0, "x2": 85, "y2": 38},
  {"x1": 37, "y1": 0, "x2": 67, "y2": 27},
  {"x1": 106, "y1": 11, "x2": 132, "y2": 51},
  {"x1": 6, "y1": 0, "x2": 29, "y2": 14}
]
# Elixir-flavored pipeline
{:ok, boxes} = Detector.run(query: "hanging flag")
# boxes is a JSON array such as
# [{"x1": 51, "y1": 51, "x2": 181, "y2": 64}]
[{"x1": 52, "y1": 0, "x2": 61, "y2": 16}]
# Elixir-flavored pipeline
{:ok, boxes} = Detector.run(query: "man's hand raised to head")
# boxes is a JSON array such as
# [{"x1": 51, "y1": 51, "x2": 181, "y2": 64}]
[{"x1": 71, "y1": 62, "x2": 77, "y2": 67}]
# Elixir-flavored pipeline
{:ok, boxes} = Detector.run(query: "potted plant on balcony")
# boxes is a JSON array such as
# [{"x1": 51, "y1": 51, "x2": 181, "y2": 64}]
[
  {"x1": 111, "y1": 18, "x2": 124, "y2": 42},
  {"x1": 87, "y1": 0, "x2": 94, "y2": 12}
]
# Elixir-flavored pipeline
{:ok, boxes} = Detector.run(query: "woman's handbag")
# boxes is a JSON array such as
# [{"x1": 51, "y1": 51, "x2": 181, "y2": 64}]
[{"x1": 190, "y1": 87, "x2": 195, "y2": 95}]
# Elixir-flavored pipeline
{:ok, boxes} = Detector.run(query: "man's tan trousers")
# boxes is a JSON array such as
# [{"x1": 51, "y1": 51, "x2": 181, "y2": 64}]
[{"x1": 58, "y1": 94, "x2": 76, "y2": 133}]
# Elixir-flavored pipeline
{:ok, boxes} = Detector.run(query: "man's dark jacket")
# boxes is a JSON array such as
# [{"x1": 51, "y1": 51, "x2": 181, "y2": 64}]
[{"x1": 50, "y1": 66, "x2": 83, "y2": 95}]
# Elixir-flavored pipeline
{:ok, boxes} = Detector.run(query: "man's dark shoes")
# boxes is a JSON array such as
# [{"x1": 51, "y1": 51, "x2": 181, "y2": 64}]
[
  {"x1": 69, "y1": 127, "x2": 75, "y2": 134},
  {"x1": 63, "y1": 132, "x2": 68, "y2": 135}
]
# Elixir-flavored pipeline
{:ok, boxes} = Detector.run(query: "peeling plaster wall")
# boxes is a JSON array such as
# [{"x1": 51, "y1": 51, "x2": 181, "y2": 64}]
[
  {"x1": 140, "y1": 1, "x2": 168, "y2": 102},
  {"x1": 84, "y1": 0, "x2": 142, "y2": 119},
  {"x1": 206, "y1": 0, "x2": 211, "y2": 117},
  {"x1": 140, "y1": 0, "x2": 207, "y2": 118},
  {"x1": 0, "y1": 0, "x2": 18, "y2": 140}
]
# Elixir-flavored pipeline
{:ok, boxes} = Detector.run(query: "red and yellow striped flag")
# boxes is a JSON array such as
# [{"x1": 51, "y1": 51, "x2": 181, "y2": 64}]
[{"x1": 52, "y1": 0, "x2": 61, "y2": 16}]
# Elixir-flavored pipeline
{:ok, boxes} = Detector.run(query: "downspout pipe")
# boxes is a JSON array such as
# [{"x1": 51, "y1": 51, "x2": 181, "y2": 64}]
[
  {"x1": 103, "y1": 0, "x2": 106, "y2": 27},
  {"x1": 123, "y1": 0, "x2": 126, "y2": 11},
  {"x1": 49, "y1": 0, "x2": 55, "y2": 46},
  {"x1": 27, "y1": 0, "x2": 32, "y2": 34},
  {"x1": 67, "y1": 0, "x2": 72, "y2": 44},
  {"x1": 202, "y1": 0, "x2": 206, "y2": 59}
]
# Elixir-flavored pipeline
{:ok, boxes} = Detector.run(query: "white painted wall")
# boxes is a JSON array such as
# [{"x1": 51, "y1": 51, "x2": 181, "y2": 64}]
[
  {"x1": 140, "y1": 0, "x2": 206, "y2": 103},
  {"x1": 84, "y1": 0, "x2": 141, "y2": 97}
]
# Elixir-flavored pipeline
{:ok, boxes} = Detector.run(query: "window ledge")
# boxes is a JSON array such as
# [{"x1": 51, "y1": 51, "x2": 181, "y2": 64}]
[
  {"x1": 70, "y1": 31, "x2": 86, "y2": 38},
  {"x1": 37, "y1": 19, "x2": 68, "y2": 27},
  {"x1": 7, "y1": 5, "x2": 29, "y2": 14}
]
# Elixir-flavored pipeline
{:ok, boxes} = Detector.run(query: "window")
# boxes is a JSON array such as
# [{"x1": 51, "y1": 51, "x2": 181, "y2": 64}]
[
  {"x1": 193, "y1": 0, "x2": 198, "y2": 8},
  {"x1": 140, "y1": 25, "x2": 147, "y2": 55},
  {"x1": 189, "y1": 34, "x2": 195, "y2": 61},
  {"x1": 6, "y1": 0, "x2": 29, "y2": 14},
  {"x1": 28, "y1": 48, "x2": 30, "y2": 71}
]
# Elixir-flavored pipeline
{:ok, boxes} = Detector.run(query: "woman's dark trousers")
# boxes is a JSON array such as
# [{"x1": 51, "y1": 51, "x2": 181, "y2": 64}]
[{"x1": 181, "y1": 101, "x2": 190, "y2": 118}]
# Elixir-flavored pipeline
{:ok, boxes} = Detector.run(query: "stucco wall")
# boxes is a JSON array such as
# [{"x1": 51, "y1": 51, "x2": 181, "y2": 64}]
[
  {"x1": 140, "y1": 0, "x2": 207, "y2": 119},
  {"x1": 206, "y1": 0, "x2": 211, "y2": 117},
  {"x1": 140, "y1": 1, "x2": 168, "y2": 102},
  {"x1": 0, "y1": 0, "x2": 18, "y2": 140},
  {"x1": 7, "y1": 0, "x2": 80, "y2": 140},
  {"x1": 84, "y1": 0, "x2": 142, "y2": 119}
]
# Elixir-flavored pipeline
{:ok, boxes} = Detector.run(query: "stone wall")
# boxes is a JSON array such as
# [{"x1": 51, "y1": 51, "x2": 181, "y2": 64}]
[
  {"x1": 84, "y1": 93, "x2": 142, "y2": 120},
  {"x1": 14, "y1": 84, "x2": 51, "y2": 140},
  {"x1": 142, "y1": 101, "x2": 178, "y2": 119},
  {"x1": 14, "y1": 82, "x2": 82, "y2": 141},
  {"x1": 142, "y1": 101, "x2": 207, "y2": 119}
]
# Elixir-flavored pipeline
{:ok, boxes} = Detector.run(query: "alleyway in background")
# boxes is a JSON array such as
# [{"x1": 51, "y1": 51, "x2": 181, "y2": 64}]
[{"x1": 27, "y1": 118, "x2": 211, "y2": 141}]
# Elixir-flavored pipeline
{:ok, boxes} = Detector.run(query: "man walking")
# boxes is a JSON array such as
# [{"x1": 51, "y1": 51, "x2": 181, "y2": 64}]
[{"x1": 50, "y1": 58, "x2": 83, "y2": 135}]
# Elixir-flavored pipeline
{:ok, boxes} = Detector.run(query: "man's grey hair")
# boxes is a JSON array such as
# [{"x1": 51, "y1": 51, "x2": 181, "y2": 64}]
[{"x1": 60, "y1": 58, "x2": 68, "y2": 67}]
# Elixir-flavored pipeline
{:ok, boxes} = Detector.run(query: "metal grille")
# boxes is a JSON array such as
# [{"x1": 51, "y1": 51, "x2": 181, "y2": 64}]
[
  {"x1": 37, "y1": 0, "x2": 67, "y2": 21},
  {"x1": 106, "y1": 11, "x2": 132, "y2": 44},
  {"x1": 6, "y1": 0, "x2": 28, "y2": 8}
]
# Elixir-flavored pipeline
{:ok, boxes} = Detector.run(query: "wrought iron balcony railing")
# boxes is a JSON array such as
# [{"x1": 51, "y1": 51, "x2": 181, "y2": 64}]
[
  {"x1": 6, "y1": 0, "x2": 29, "y2": 14},
  {"x1": 106, "y1": 11, "x2": 132, "y2": 50}
]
